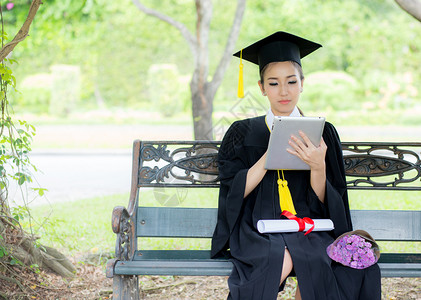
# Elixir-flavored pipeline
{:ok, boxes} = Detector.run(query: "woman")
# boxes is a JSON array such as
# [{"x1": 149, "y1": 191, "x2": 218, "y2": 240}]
[{"x1": 211, "y1": 32, "x2": 381, "y2": 300}]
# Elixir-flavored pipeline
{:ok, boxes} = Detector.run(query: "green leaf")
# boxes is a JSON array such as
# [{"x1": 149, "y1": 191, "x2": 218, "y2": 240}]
[
  {"x1": 18, "y1": 173, "x2": 26, "y2": 185},
  {"x1": 33, "y1": 187, "x2": 48, "y2": 197},
  {"x1": 30, "y1": 264, "x2": 41, "y2": 274}
]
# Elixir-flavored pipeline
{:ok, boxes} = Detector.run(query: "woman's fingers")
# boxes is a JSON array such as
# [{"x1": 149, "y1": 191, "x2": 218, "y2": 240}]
[
  {"x1": 298, "y1": 131, "x2": 313, "y2": 148},
  {"x1": 288, "y1": 132, "x2": 327, "y2": 168}
]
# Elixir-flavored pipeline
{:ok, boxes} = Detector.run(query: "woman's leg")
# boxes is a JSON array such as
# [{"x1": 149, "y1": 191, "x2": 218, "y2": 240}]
[
  {"x1": 280, "y1": 248, "x2": 293, "y2": 283},
  {"x1": 280, "y1": 248, "x2": 302, "y2": 299}
]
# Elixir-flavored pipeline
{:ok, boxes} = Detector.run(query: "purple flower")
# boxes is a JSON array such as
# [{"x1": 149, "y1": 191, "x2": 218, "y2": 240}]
[
  {"x1": 327, "y1": 234, "x2": 379, "y2": 269},
  {"x1": 6, "y1": 2, "x2": 14, "y2": 10}
]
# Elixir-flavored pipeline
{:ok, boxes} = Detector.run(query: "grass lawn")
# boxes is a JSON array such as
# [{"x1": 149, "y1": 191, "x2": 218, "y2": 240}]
[{"x1": 23, "y1": 188, "x2": 420, "y2": 259}]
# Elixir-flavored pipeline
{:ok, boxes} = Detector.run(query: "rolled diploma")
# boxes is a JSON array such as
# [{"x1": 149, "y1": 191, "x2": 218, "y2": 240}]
[{"x1": 257, "y1": 219, "x2": 334, "y2": 234}]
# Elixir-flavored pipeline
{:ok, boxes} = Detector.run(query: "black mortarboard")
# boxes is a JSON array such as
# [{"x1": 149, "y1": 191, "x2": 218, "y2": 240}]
[
  {"x1": 234, "y1": 31, "x2": 322, "y2": 98},
  {"x1": 234, "y1": 31, "x2": 322, "y2": 71}
]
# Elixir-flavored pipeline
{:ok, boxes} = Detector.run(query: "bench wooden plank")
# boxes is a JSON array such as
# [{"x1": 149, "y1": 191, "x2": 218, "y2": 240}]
[
  {"x1": 350, "y1": 210, "x2": 421, "y2": 241},
  {"x1": 137, "y1": 207, "x2": 217, "y2": 238},
  {"x1": 131, "y1": 250, "x2": 421, "y2": 264},
  {"x1": 378, "y1": 263, "x2": 421, "y2": 277},
  {"x1": 114, "y1": 260, "x2": 421, "y2": 277},
  {"x1": 136, "y1": 207, "x2": 421, "y2": 241},
  {"x1": 113, "y1": 250, "x2": 420, "y2": 277},
  {"x1": 133, "y1": 250, "x2": 212, "y2": 260},
  {"x1": 115, "y1": 258, "x2": 233, "y2": 276}
]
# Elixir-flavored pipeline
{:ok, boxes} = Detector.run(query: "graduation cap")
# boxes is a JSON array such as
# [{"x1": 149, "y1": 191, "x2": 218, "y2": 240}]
[{"x1": 234, "y1": 31, "x2": 322, "y2": 98}]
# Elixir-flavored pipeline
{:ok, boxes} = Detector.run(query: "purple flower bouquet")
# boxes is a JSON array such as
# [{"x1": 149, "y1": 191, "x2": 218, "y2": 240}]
[{"x1": 326, "y1": 230, "x2": 380, "y2": 269}]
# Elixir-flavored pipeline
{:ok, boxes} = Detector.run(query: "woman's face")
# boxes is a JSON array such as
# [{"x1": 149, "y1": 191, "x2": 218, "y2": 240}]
[{"x1": 258, "y1": 61, "x2": 304, "y2": 116}]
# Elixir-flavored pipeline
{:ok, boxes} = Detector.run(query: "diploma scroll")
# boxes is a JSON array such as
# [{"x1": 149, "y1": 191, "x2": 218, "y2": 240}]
[{"x1": 257, "y1": 219, "x2": 334, "y2": 234}]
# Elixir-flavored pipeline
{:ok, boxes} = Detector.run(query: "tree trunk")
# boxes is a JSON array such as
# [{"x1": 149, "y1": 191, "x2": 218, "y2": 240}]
[
  {"x1": 191, "y1": 0, "x2": 213, "y2": 140},
  {"x1": 191, "y1": 81, "x2": 213, "y2": 140},
  {"x1": 395, "y1": 0, "x2": 421, "y2": 21}
]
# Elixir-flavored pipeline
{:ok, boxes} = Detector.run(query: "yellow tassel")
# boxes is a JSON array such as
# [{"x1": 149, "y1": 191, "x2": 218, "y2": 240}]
[
  {"x1": 237, "y1": 49, "x2": 244, "y2": 98},
  {"x1": 277, "y1": 170, "x2": 297, "y2": 215}
]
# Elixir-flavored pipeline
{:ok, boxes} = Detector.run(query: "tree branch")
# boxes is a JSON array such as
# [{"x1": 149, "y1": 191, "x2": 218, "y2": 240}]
[
  {"x1": 209, "y1": 0, "x2": 246, "y2": 97},
  {"x1": 131, "y1": 0, "x2": 197, "y2": 56},
  {"x1": 0, "y1": 0, "x2": 43, "y2": 62},
  {"x1": 395, "y1": 0, "x2": 421, "y2": 22}
]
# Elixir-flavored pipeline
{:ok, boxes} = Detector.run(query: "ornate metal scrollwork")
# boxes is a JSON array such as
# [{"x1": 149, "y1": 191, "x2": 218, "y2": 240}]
[
  {"x1": 342, "y1": 143, "x2": 421, "y2": 189},
  {"x1": 114, "y1": 208, "x2": 132, "y2": 261},
  {"x1": 138, "y1": 142, "x2": 220, "y2": 186},
  {"x1": 137, "y1": 141, "x2": 421, "y2": 190},
  {"x1": 141, "y1": 144, "x2": 172, "y2": 163}
]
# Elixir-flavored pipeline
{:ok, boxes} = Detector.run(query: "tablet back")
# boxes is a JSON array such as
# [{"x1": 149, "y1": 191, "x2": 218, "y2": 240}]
[{"x1": 265, "y1": 116, "x2": 325, "y2": 170}]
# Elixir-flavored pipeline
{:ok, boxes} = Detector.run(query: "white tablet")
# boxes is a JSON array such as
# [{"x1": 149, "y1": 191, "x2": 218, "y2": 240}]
[{"x1": 265, "y1": 116, "x2": 325, "y2": 170}]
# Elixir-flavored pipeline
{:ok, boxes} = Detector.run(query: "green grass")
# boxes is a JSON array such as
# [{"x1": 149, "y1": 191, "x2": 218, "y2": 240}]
[
  {"x1": 348, "y1": 189, "x2": 421, "y2": 210},
  {"x1": 24, "y1": 194, "x2": 129, "y2": 255},
  {"x1": 23, "y1": 188, "x2": 420, "y2": 258}
]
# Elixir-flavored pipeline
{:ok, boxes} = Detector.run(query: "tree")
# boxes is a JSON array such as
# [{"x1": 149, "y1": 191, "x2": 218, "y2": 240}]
[
  {"x1": 0, "y1": 1, "x2": 76, "y2": 297},
  {"x1": 132, "y1": 0, "x2": 246, "y2": 140},
  {"x1": 395, "y1": 0, "x2": 421, "y2": 21}
]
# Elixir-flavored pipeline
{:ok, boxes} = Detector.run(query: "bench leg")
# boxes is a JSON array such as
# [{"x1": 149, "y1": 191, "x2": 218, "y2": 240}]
[{"x1": 112, "y1": 274, "x2": 140, "y2": 300}]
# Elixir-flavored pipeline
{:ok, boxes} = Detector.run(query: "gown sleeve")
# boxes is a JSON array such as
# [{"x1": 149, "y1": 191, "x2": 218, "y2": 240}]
[
  {"x1": 211, "y1": 120, "x2": 250, "y2": 258},
  {"x1": 322, "y1": 122, "x2": 353, "y2": 237}
]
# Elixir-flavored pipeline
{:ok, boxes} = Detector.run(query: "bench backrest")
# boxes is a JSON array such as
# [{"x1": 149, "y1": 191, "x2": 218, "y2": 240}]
[{"x1": 132, "y1": 140, "x2": 421, "y2": 242}]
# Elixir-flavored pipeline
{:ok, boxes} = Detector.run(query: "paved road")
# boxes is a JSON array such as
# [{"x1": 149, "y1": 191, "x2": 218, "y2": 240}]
[
  {"x1": 9, "y1": 150, "x2": 133, "y2": 207},
  {"x1": 9, "y1": 123, "x2": 194, "y2": 207}
]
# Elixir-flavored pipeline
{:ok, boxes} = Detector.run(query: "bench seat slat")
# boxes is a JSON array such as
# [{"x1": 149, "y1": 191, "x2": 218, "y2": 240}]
[
  {"x1": 115, "y1": 251, "x2": 232, "y2": 276},
  {"x1": 378, "y1": 263, "x2": 421, "y2": 277},
  {"x1": 137, "y1": 207, "x2": 421, "y2": 241},
  {"x1": 112, "y1": 251, "x2": 421, "y2": 277},
  {"x1": 132, "y1": 250, "x2": 421, "y2": 264},
  {"x1": 133, "y1": 250, "x2": 213, "y2": 260},
  {"x1": 114, "y1": 261, "x2": 421, "y2": 277}
]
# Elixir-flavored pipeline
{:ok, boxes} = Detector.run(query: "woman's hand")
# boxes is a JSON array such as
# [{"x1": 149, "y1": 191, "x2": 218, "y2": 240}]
[
  {"x1": 287, "y1": 131, "x2": 327, "y2": 202},
  {"x1": 286, "y1": 131, "x2": 327, "y2": 171}
]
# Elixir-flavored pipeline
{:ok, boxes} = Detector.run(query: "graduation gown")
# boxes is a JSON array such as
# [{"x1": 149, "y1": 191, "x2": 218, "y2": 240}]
[{"x1": 211, "y1": 115, "x2": 380, "y2": 300}]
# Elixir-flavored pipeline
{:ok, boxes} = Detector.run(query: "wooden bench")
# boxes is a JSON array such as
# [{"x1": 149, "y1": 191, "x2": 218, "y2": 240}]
[{"x1": 106, "y1": 140, "x2": 421, "y2": 299}]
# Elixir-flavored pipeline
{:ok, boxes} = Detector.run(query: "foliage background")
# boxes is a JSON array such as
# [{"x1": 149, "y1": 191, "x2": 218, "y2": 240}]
[
  {"x1": 1, "y1": 3, "x2": 419, "y2": 298},
  {"x1": 2, "y1": 0, "x2": 421, "y2": 127}
]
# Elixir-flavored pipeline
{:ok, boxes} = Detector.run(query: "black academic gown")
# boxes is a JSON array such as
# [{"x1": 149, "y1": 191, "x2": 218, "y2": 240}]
[{"x1": 211, "y1": 115, "x2": 381, "y2": 300}]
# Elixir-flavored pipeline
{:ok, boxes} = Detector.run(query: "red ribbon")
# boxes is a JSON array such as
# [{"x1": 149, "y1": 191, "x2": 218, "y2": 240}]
[{"x1": 281, "y1": 210, "x2": 315, "y2": 236}]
